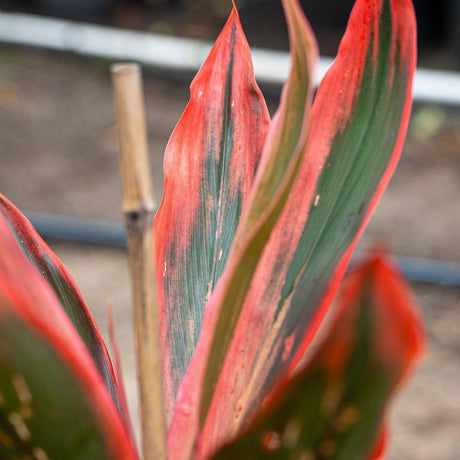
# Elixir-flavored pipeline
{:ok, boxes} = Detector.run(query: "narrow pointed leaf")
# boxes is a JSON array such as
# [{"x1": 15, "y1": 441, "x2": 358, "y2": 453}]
[
  {"x1": 211, "y1": 255, "x2": 425, "y2": 460},
  {"x1": 201, "y1": 0, "x2": 318, "y2": 411},
  {"x1": 0, "y1": 213, "x2": 137, "y2": 459},
  {"x1": 170, "y1": 0, "x2": 416, "y2": 457},
  {"x1": 169, "y1": 0, "x2": 317, "y2": 457},
  {"x1": 152, "y1": 7, "x2": 270, "y2": 418},
  {"x1": 0, "y1": 193, "x2": 121, "y2": 412}
]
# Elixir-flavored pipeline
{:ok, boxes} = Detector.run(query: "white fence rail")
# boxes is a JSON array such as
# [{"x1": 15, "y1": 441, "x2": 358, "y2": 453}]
[{"x1": 0, "y1": 11, "x2": 459, "y2": 106}]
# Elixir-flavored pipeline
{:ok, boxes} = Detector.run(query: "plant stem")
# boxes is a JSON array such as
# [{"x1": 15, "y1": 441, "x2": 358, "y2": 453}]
[{"x1": 111, "y1": 63, "x2": 167, "y2": 460}]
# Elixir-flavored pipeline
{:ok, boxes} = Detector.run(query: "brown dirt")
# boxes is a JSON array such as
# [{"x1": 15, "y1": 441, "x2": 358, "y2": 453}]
[{"x1": 0, "y1": 44, "x2": 459, "y2": 459}]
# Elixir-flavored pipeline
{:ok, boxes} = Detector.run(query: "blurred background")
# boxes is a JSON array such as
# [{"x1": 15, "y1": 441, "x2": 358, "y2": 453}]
[
  {"x1": 0, "y1": 1, "x2": 459, "y2": 459},
  {"x1": 0, "y1": 0, "x2": 460, "y2": 63}
]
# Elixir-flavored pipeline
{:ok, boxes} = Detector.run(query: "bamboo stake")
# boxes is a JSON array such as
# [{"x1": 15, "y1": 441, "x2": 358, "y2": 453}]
[{"x1": 111, "y1": 63, "x2": 167, "y2": 460}]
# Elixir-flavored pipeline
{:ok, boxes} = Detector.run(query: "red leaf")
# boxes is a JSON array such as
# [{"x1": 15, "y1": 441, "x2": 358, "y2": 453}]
[
  {"x1": 153, "y1": 5, "x2": 270, "y2": 420},
  {"x1": 209, "y1": 254, "x2": 424, "y2": 460},
  {"x1": 169, "y1": 0, "x2": 416, "y2": 458},
  {"x1": 369, "y1": 424, "x2": 389, "y2": 460},
  {"x1": 0, "y1": 211, "x2": 137, "y2": 458},
  {"x1": 168, "y1": 0, "x2": 317, "y2": 456},
  {"x1": 0, "y1": 193, "x2": 123, "y2": 412}
]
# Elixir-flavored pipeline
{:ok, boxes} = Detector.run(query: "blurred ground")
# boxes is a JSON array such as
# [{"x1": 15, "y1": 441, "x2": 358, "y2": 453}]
[{"x1": 0, "y1": 6, "x2": 459, "y2": 458}]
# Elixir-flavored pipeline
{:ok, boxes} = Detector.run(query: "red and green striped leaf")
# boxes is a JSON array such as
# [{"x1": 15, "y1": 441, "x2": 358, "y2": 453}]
[
  {"x1": 213, "y1": 0, "x2": 417, "y2": 422},
  {"x1": 0, "y1": 193, "x2": 123, "y2": 414},
  {"x1": 0, "y1": 212, "x2": 137, "y2": 459},
  {"x1": 211, "y1": 255, "x2": 425, "y2": 460},
  {"x1": 169, "y1": 0, "x2": 416, "y2": 457},
  {"x1": 152, "y1": 7, "x2": 270, "y2": 419},
  {"x1": 168, "y1": 0, "x2": 317, "y2": 457}
]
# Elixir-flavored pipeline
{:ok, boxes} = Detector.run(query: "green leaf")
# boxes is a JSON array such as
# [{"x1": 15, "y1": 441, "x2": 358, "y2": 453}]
[
  {"x1": 152, "y1": 6, "x2": 270, "y2": 418},
  {"x1": 211, "y1": 255, "x2": 425, "y2": 460},
  {"x1": 200, "y1": 0, "x2": 317, "y2": 431},
  {"x1": 168, "y1": 0, "x2": 317, "y2": 457},
  {"x1": 0, "y1": 194, "x2": 121, "y2": 412},
  {"x1": 169, "y1": 0, "x2": 416, "y2": 457},
  {"x1": 224, "y1": 0, "x2": 418, "y2": 420},
  {"x1": 0, "y1": 211, "x2": 137, "y2": 459},
  {"x1": 0, "y1": 314, "x2": 122, "y2": 460}
]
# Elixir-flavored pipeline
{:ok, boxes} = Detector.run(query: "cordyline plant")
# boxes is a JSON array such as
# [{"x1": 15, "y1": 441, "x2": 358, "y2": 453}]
[{"x1": 0, "y1": 0, "x2": 425, "y2": 459}]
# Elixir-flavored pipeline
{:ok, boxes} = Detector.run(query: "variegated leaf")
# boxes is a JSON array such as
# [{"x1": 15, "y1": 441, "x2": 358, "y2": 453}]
[
  {"x1": 169, "y1": 0, "x2": 416, "y2": 458},
  {"x1": 0, "y1": 193, "x2": 122, "y2": 413},
  {"x1": 152, "y1": 6, "x2": 270, "y2": 419},
  {"x1": 211, "y1": 255, "x2": 425, "y2": 460},
  {"x1": 0, "y1": 211, "x2": 137, "y2": 459}
]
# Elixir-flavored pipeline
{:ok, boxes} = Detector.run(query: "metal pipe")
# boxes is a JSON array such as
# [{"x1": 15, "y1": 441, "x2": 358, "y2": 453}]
[
  {"x1": 1, "y1": 11, "x2": 460, "y2": 106},
  {"x1": 350, "y1": 254, "x2": 460, "y2": 288},
  {"x1": 389, "y1": 255, "x2": 460, "y2": 287},
  {"x1": 25, "y1": 211, "x2": 460, "y2": 287},
  {"x1": 25, "y1": 211, "x2": 127, "y2": 247}
]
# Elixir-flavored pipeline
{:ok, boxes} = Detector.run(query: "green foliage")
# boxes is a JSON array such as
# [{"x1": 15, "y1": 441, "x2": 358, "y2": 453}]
[{"x1": 0, "y1": 0, "x2": 423, "y2": 459}]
